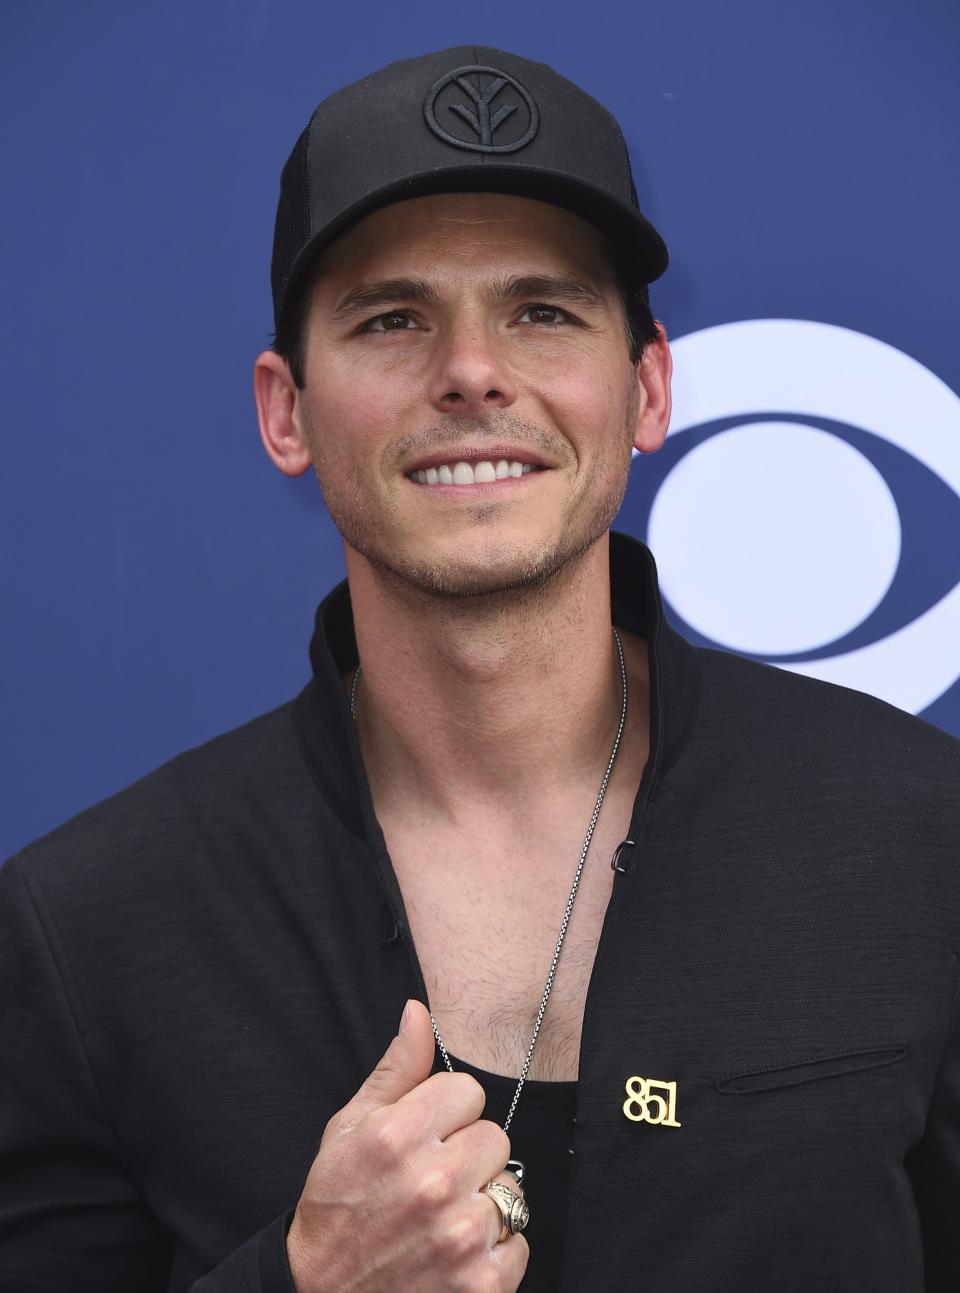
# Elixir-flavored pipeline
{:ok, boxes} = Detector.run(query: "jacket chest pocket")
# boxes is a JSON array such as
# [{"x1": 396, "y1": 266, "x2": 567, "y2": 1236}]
[
  {"x1": 715, "y1": 1043, "x2": 906, "y2": 1094},
  {"x1": 707, "y1": 1042, "x2": 920, "y2": 1160}
]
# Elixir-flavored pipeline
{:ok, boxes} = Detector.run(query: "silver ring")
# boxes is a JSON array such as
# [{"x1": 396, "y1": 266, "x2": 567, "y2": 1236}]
[{"x1": 481, "y1": 1180, "x2": 530, "y2": 1242}]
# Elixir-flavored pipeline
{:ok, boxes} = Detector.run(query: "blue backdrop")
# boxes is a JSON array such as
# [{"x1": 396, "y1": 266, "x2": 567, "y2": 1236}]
[{"x1": 3, "y1": 0, "x2": 959, "y2": 859}]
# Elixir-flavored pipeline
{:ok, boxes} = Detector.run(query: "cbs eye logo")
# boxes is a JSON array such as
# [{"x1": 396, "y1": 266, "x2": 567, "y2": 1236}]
[{"x1": 626, "y1": 319, "x2": 960, "y2": 719}]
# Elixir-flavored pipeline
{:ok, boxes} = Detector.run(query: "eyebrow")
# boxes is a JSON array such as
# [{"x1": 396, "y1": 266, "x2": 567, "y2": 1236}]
[
  {"x1": 331, "y1": 278, "x2": 443, "y2": 321},
  {"x1": 329, "y1": 272, "x2": 608, "y2": 322},
  {"x1": 491, "y1": 274, "x2": 607, "y2": 312}
]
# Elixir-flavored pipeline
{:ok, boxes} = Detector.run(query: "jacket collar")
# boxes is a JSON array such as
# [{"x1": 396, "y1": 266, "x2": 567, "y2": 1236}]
[{"x1": 293, "y1": 530, "x2": 702, "y2": 834}]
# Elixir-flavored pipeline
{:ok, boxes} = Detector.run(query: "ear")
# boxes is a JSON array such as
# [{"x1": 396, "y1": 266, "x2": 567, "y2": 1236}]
[
  {"x1": 630, "y1": 322, "x2": 672, "y2": 455},
  {"x1": 253, "y1": 350, "x2": 313, "y2": 477}
]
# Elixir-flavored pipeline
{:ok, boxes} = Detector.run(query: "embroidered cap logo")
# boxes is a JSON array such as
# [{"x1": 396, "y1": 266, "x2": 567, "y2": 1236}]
[{"x1": 424, "y1": 64, "x2": 540, "y2": 154}]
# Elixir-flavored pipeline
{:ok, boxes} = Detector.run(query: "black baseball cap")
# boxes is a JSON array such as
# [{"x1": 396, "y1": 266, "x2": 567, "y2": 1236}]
[{"x1": 271, "y1": 45, "x2": 669, "y2": 335}]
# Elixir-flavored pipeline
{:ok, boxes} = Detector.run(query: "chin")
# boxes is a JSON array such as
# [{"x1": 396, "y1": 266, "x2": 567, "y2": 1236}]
[{"x1": 369, "y1": 531, "x2": 601, "y2": 600}]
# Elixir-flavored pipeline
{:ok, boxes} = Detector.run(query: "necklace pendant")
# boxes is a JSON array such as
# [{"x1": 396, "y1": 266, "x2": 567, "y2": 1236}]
[{"x1": 506, "y1": 1159, "x2": 526, "y2": 1189}]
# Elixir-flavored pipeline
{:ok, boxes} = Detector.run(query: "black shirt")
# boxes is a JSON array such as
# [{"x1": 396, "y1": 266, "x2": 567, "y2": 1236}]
[{"x1": 448, "y1": 1052, "x2": 577, "y2": 1289}]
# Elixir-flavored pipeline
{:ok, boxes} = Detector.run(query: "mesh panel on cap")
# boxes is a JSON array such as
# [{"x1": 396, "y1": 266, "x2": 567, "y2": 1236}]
[{"x1": 271, "y1": 126, "x2": 312, "y2": 319}]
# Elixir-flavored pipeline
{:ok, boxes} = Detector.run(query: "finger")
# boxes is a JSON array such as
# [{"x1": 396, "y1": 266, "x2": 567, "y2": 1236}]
[
  {"x1": 391, "y1": 1068, "x2": 487, "y2": 1142},
  {"x1": 474, "y1": 1171, "x2": 529, "y2": 1254},
  {"x1": 493, "y1": 1231, "x2": 530, "y2": 1288},
  {"x1": 339, "y1": 1000, "x2": 436, "y2": 1127},
  {"x1": 440, "y1": 1118, "x2": 512, "y2": 1191}
]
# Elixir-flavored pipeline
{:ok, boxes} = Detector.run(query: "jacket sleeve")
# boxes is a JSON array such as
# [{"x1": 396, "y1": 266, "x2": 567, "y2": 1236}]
[
  {"x1": 184, "y1": 1209, "x2": 299, "y2": 1291},
  {"x1": 907, "y1": 954, "x2": 960, "y2": 1291},
  {"x1": 0, "y1": 854, "x2": 298, "y2": 1293}
]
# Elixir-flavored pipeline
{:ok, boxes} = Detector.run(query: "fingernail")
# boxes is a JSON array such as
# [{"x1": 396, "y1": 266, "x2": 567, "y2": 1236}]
[{"x1": 399, "y1": 1000, "x2": 412, "y2": 1035}]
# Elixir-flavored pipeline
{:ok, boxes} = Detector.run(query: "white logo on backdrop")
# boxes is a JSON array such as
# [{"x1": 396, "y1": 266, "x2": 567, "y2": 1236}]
[{"x1": 644, "y1": 319, "x2": 960, "y2": 714}]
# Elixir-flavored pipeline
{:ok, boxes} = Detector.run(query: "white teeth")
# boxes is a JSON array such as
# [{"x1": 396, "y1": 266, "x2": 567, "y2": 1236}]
[{"x1": 411, "y1": 458, "x2": 539, "y2": 484}]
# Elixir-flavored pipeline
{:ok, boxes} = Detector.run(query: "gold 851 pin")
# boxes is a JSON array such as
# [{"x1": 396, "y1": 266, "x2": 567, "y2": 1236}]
[{"x1": 623, "y1": 1076, "x2": 682, "y2": 1126}]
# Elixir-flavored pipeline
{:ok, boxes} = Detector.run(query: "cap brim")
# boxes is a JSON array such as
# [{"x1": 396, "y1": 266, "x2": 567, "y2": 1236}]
[{"x1": 279, "y1": 164, "x2": 668, "y2": 324}]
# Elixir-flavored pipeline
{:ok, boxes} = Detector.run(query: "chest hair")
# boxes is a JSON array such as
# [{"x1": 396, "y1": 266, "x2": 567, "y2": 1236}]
[{"x1": 386, "y1": 813, "x2": 631, "y2": 1081}]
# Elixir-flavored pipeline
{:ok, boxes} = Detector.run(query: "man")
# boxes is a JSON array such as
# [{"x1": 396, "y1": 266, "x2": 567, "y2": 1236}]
[{"x1": 1, "y1": 44, "x2": 959, "y2": 1293}]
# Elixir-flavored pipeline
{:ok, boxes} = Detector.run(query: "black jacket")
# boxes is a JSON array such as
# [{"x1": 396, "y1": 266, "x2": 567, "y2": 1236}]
[{"x1": 3, "y1": 532, "x2": 960, "y2": 1291}]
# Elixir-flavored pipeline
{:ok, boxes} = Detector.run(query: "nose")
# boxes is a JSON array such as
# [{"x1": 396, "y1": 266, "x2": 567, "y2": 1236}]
[{"x1": 427, "y1": 320, "x2": 518, "y2": 416}]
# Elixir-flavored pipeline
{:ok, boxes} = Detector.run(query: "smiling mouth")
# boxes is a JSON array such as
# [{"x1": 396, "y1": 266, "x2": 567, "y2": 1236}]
[{"x1": 407, "y1": 458, "x2": 545, "y2": 486}]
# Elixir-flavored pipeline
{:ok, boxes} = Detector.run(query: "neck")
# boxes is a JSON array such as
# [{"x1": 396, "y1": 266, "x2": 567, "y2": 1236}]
[{"x1": 345, "y1": 534, "x2": 648, "y2": 822}]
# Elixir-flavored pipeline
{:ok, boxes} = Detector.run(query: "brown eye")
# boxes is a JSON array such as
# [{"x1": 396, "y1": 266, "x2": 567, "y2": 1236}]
[
  {"x1": 368, "y1": 311, "x2": 414, "y2": 332},
  {"x1": 519, "y1": 304, "x2": 568, "y2": 326}
]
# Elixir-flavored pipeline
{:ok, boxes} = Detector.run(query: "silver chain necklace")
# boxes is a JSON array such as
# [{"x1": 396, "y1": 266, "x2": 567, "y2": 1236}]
[{"x1": 350, "y1": 628, "x2": 628, "y2": 1182}]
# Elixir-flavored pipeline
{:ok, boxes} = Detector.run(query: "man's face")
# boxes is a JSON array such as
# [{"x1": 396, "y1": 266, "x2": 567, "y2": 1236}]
[{"x1": 290, "y1": 191, "x2": 664, "y2": 597}]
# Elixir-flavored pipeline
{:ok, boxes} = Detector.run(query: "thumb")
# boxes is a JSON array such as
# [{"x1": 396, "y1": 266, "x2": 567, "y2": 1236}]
[{"x1": 345, "y1": 1000, "x2": 437, "y2": 1122}]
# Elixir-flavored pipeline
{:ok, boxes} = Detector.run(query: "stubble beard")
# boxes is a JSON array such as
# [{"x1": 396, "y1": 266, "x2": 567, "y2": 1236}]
[{"x1": 305, "y1": 404, "x2": 637, "y2": 603}]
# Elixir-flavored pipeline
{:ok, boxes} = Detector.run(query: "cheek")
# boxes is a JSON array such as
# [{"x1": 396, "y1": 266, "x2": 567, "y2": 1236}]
[
  {"x1": 540, "y1": 363, "x2": 632, "y2": 449},
  {"x1": 304, "y1": 378, "x2": 399, "y2": 473}
]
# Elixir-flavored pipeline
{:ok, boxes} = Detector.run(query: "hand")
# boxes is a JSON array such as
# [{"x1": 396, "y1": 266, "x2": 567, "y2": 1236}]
[{"x1": 286, "y1": 999, "x2": 530, "y2": 1293}]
